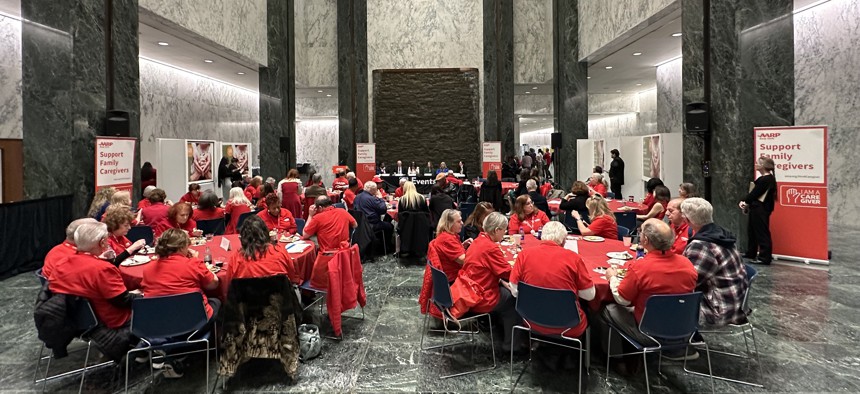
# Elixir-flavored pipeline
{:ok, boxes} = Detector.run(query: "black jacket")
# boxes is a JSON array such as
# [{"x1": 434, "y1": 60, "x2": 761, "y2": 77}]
[
  {"x1": 609, "y1": 157, "x2": 625, "y2": 185},
  {"x1": 34, "y1": 287, "x2": 82, "y2": 358},
  {"x1": 397, "y1": 211, "x2": 432, "y2": 256},
  {"x1": 349, "y1": 209, "x2": 375, "y2": 259},
  {"x1": 691, "y1": 222, "x2": 738, "y2": 249},
  {"x1": 478, "y1": 181, "x2": 503, "y2": 211},
  {"x1": 745, "y1": 174, "x2": 777, "y2": 212},
  {"x1": 429, "y1": 193, "x2": 455, "y2": 230}
]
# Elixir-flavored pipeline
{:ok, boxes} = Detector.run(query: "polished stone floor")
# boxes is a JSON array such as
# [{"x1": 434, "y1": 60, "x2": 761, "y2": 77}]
[{"x1": 2, "y1": 225, "x2": 859, "y2": 393}]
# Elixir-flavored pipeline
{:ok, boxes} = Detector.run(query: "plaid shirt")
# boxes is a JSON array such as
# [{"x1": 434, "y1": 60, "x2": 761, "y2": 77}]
[{"x1": 683, "y1": 227, "x2": 749, "y2": 326}]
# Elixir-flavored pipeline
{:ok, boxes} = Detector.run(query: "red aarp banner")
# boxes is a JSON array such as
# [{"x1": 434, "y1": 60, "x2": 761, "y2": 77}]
[
  {"x1": 482, "y1": 142, "x2": 501, "y2": 179},
  {"x1": 754, "y1": 126, "x2": 828, "y2": 263},
  {"x1": 95, "y1": 136, "x2": 136, "y2": 193},
  {"x1": 355, "y1": 143, "x2": 376, "y2": 183}
]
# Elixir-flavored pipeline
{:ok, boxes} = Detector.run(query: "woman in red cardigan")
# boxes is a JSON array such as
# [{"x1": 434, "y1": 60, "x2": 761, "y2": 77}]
[
  {"x1": 154, "y1": 202, "x2": 202, "y2": 238},
  {"x1": 508, "y1": 195, "x2": 549, "y2": 235}
]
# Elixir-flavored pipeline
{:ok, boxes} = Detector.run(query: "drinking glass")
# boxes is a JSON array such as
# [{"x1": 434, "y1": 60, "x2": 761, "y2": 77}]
[
  {"x1": 623, "y1": 236, "x2": 632, "y2": 247},
  {"x1": 205, "y1": 233, "x2": 214, "y2": 242}
]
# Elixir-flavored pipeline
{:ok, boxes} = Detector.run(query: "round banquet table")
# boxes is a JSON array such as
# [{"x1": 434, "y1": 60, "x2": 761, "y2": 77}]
[
  {"x1": 119, "y1": 234, "x2": 317, "y2": 301},
  {"x1": 501, "y1": 235, "x2": 633, "y2": 311},
  {"x1": 547, "y1": 198, "x2": 647, "y2": 214}
]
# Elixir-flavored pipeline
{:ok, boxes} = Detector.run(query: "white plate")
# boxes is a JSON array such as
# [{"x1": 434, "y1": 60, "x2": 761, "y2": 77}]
[
  {"x1": 582, "y1": 236, "x2": 605, "y2": 242},
  {"x1": 500, "y1": 241, "x2": 513, "y2": 246},
  {"x1": 593, "y1": 267, "x2": 607, "y2": 274},
  {"x1": 121, "y1": 255, "x2": 151, "y2": 267},
  {"x1": 607, "y1": 251, "x2": 633, "y2": 260},
  {"x1": 607, "y1": 258, "x2": 628, "y2": 266}
]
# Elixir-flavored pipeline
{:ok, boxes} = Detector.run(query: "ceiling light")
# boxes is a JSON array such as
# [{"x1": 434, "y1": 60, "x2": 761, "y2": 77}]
[
  {"x1": 236, "y1": 72, "x2": 245, "y2": 75},
  {"x1": 157, "y1": 41, "x2": 169, "y2": 46},
  {"x1": 672, "y1": 33, "x2": 682, "y2": 37},
  {"x1": 587, "y1": 76, "x2": 591, "y2": 79},
  {"x1": 326, "y1": 94, "x2": 332, "y2": 97},
  {"x1": 525, "y1": 91, "x2": 531, "y2": 94},
  {"x1": 532, "y1": 87, "x2": 538, "y2": 90},
  {"x1": 636, "y1": 83, "x2": 642, "y2": 86},
  {"x1": 633, "y1": 52, "x2": 642, "y2": 56},
  {"x1": 317, "y1": 90, "x2": 323, "y2": 93},
  {"x1": 605, "y1": 66, "x2": 613, "y2": 70},
  {"x1": 203, "y1": 59, "x2": 213, "y2": 63},
  {"x1": 615, "y1": 90, "x2": 621, "y2": 93}
]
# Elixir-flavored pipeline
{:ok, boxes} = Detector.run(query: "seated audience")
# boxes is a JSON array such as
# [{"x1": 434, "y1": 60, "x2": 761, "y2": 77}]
[
  {"x1": 303, "y1": 195, "x2": 357, "y2": 251},
  {"x1": 394, "y1": 178, "x2": 407, "y2": 198},
  {"x1": 346, "y1": 171, "x2": 364, "y2": 190},
  {"x1": 526, "y1": 179, "x2": 551, "y2": 217},
  {"x1": 257, "y1": 194, "x2": 298, "y2": 234},
  {"x1": 225, "y1": 187, "x2": 253, "y2": 234},
  {"x1": 353, "y1": 181, "x2": 393, "y2": 236},
  {"x1": 139, "y1": 188, "x2": 170, "y2": 227},
  {"x1": 371, "y1": 176, "x2": 389, "y2": 198},
  {"x1": 193, "y1": 191, "x2": 225, "y2": 221},
  {"x1": 332, "y1": 170, "x2": 349, "y2": 191},
  {"x1": 681, "y1": 197, "x2": 749, "y2": 326},
  {"x1": 108, "y1": 190, "x2": 132, "y2": 210},
  {"x1": 142, "y1": 229, "x2": 219, "y2": 320},
  {"x1": 601, "y1": 219, "x2": 699, "y2": 359},
  {"x1": 304, "y1": 174, "x2": 327, "y2": 202},
  {"x1": 179, "y1": 183, "x2": 202, "y2": 205},
  {"x1": 446, "y1": 170, "x2": 463, "y2": 186},
  {"x1": 571, "y1": 194, "x2": 618, "y2": 240},
  {"x1": 429, "y1": 185, "x2": 455, "y2": 230},
  {"x1": 343, "y1": 178, "x2": 359, "y2": 209},
  {"x1": 508, "y1": 195, "x2": 549, "y2": 235},
  {"x1": 510, "y1": 222, "x2": 595, "y2": 338},
  {"x1": 138, "y1": 185, "x2": 156, "y2": 210},
  {"x1": 679, "y1": 182, "x2": 698, "y2": 198},
  {"x1": 478, "y1": 170, "x2": 503, "y2": 212},
  {"x1": 559, "y1": 180, "x2": 590, "y2": 217},
  {"x1": 588, "y1": 173, "x2": 608, "y2": 197},
  {"x1": 430, "y1": 209, "x2": 471, "y2": 281},
  {"x1": 43, "y1": 218, "x2": 97, "y2": 280},
  {"x1": 256, "y1": 183, "x2": 277, "y2": 210},
  {"x1": 154, "y1": 202, "x2": 200, "y2": 238},
  {"x1": 397, "y1": 181, "x2": 429, "y2": 213},
  {"x1": 515, "y1": 169, "x2": 531, "y2": 197},
  {"x1": 463, "y1": 202, "x2": 494, "y2": 241},
  {"x1": 103, "y1": 205, "x2": 147, "y2": 264},
  {"x1": 229, "y1": 216, "x2": 301, "y2": 283},
  {"x1": 666, "y1": 198, "x2": 692, "y2": 254},
  {"x1": 88, "y1": 187, "x2": 116, "y2": 221},
  {"x1": 637, "y1": 185, "x2": 670, "y2": 221},
  {"x1": 244, "y1": 176, "x2": 263, "y2": 201},
  {"x1": 639, "y1": 178, "x2": 665, "y2": 215}
]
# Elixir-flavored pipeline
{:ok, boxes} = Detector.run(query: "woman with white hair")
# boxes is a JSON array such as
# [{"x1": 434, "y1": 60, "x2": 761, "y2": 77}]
[
  {"x1": 138, "y1": 185, "x2": 157, "y2": 210},
  {"x1": 225, "y1": 187, "x2": 253, "y2": 234},
  {"x1": 588, "y1": 173, "x2": 607, "y2": 197}
]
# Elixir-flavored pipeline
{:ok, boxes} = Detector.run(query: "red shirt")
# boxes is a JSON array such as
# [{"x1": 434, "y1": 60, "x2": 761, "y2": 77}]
[
  {"x1": 244, "y1": 185, "x2": 258, "y2": 200},
  {"x1": 154, "y1": 217, "x2": 197, "y2": 238},
  {"x1": 394, "y1": 187, "x2": 404, "y2": 198},
  {"x1": 137, "y1": 199, "x2": 152, "y2": 210},
  {"x1": 511, "y1": 241, "x2": 594, "y2": 337},
  {"x1": 640, "y1": 193, "x2": 655, "y2": 215},
  {"x1": 591, "y1": 183, "x2": 607, "y2": 197},
  {"x1": 140, "y1": 202, "x2": 169, "y2": 227},
  {"x1": 446, "y1": 175, "x2": 463, "y2": 185},
  {"x1": 141, "y1": 254, "x2": 216, "y2": 318},
  {"x1": 617, "y1": 251, "x2": 698, "y2": 322},
  {"x1": 107, "y1": 234, "x2": 131, "y2": 255},
  {"x1": 229, "y1": 244, "x2": 301, "y2": 284},
  {"x1": 257, "y1": 208, "x2": 297, "y2": 234},
  {"x1": 303, "y1": 207, "x2": 356, "y2": 251},
  {"x1": 43, "y1": 242, "x2": 77, "y2": 281},
  {"x1": 225, "y1": 203, "x2": 252, "y2": 234},
  {"x1": 459, "y1": 233, "x2": 511, "y2": 313},
  {"x1": 193, "y1": 207, "x2": 225, "y2": 221},
  {"x1": 671, "y1": 222, "x2": 692, "y2": 255},
  {"x1": 48, "y1": 253, "x2": 130, "y2": 328},
  {"x1": 343, "y1": 189, "x2": 356, "y2": 209},
  {"x1": 179, "y1": 192, "x2": 200, "y2": 204},
  {"x1": 587, "y1": 214, "x2": 618, "y2": 240},
  {"x1": 332, "y1": 177, "x2": 349, "y2": 191},
  {"x1": 432, "y1": 231, "x2": 465, "y2": 281},
  {"x1": 508, "y1": 210, "x2": 550, "y2": 234}
]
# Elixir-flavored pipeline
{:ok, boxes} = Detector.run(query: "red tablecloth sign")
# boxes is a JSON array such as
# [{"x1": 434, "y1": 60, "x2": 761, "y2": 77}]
[
  {"x1": 119, "y1": 234, "x2": 316, "y2": 301},
  {"x1": 547, "y1": 198, "x2": 647, "y2": 214}
]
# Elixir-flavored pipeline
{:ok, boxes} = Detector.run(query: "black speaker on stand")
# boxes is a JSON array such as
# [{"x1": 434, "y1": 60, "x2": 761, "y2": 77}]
[
  {"x1": 685, "y1": 102, "x2": 709, "y2": 134},
  {"x1": 104, "y1": 110, "x2": 130, "y2": 137},
  {"x1": 551, "y1": 133, "x2": 562, "y2": 149}
]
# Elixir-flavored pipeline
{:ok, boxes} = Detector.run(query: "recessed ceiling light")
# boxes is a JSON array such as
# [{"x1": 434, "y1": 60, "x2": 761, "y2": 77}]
[
  {"x1": 236, "y1": 72, "x2": 245, "y2": 75},
  {"x1": 587, "y1": 76, "x2": 591, "y2": 79},
  {"x1": 326, "y1": 94, "x2": 332, "y2": 97},
  {"x1": 633, "y1": 52, "x2": 642, "y2": 56},
  {"x1": 616, "y1": 90, "x2": 621, "y2": 93},
  {"x1": 636, "y1": 83, "x2": 642, "y2": 86},
  {"x1": 157, "y1": 41, "x2": 169, "y2": 46},
  {"x1": 317, "y1": 90, "x2": 323, "y2": 93},
  {"x1": 203, "y1": 59, "x2": 213, "y2": 63},
  {"x1": 605, "y1": 66, "x2": 613, "y2": 70},
  {"x1": 525, "y1": 91, "x2": 531, "y2": 94},
  {"x1": 672, "y1": 33, "x2": 682, "y2": 37},
  {"x1": 532, "y1": 87, "x2": 538, "y2": 90}
]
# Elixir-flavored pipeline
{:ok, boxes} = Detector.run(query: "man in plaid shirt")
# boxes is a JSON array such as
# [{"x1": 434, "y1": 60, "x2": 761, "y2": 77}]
[{"x1": 681, "y1": 198, "x2": 749, "y2": 326}]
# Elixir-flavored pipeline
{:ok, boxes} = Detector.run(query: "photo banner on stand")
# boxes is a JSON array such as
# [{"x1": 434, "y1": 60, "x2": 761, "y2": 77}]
[
  {"x1": 187, "y1": 140, "x2": 214, "y2": 183},
  {"x1": 95, "y1": 137, "x2": 136, "y2": 193},
  {"x1": 482, "y1": 142, "x2": 502, "y2": 179},
  {"x1": 221, "y1": 143, "x2": 252, "y2": 177},
  {"x1": 593, "y1": 140, "x2": 605, "y2": 169},
  {"x1": 642, "y1": 135, "x2": 662, "y2": 179},
  {"x1": 754, "y1": 126, "x2": 828, "y2": 263},
  {"x1": 356, "y1": 143, "x2": 376, "y2": 183}
]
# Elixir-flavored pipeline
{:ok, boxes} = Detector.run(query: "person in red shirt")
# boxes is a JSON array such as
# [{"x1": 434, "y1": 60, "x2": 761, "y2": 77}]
[
  {"x1": 332, "y1": 170, "x2": 349, "y2": 191},
  {"x1": 257, "y1": 194, "x2": 297, "y2": 234},
  {"x1": 178, "y1": 183, "x2": 202, "y2": 205},
  {"x1": 138, "y1": 186, "x2": 156, "y2": 211},
  {"x1": 446, "y1": 171, "x2": 463, "y2": 186},
  {"x1": 588, "y1": 173, "x2": 608, "y2": 197},
  {"x1": 43, "y1": 218, "x2": 98, "y2": 280},
  {"x1": 225, "y1": 187, "x2": 253, "y2": 234},
  {"x1": 192, "y1": 191, "x2": 225, "y2": 221},
  {"x1": 154, "y1": 202, "x2": 201, "y2": 238},
  {"x1": 601, "y1": 219, "x2": 699, "y2": 359},
  {"x1": 256, "y1": 183, "x2": 276, "y2": 210},
  {"x1": 244, "y1": 176, "x2": 262, "y2": 202},
  {"x1": 48, "y1": 222, "x2": 138, "y2": 330},
  {"x1": 343, "y1": 178, "x2": 359, "y2": 209},
  {"x1": 430, "y1": 209, "x2": 472, "y2": 281},
  {"x1": 228, "y1": 216, "x2": 302, "y2": 283},
  {"x1": 371, "y1": 176, "x2": 389, "y2": 198},
  {"x1": 637, "y1": 185, "x2": 670, "y2": 222},
  {"x1": 140, "y1": 188, "x2": 170, "y2": 227},
  {"x1": 638, "y1": 178, "x2": 665, "y2": 215},
  {"x1": 302, "y1": 195, "x2": 357, "y2": 251},
  {"x1": 142, "y1": 228, "x2": 220, "y2": 320},
  {"x1": 666, "y1": 198, "x2": 692, "y2": 254},
  {"x1": 103, "y1": 205, "x2": 147, "y2": 264},
  {"x1": 508, "y1": 195, "x2": 550, "y2": 235},
  {"x1": 510, "y1": 221, "x2": 595, "y2": 338},
  {"x1": 572, "y1": 195, "x2": 618, "y2": 240},
  {"x1": 393, "y1": 178, "x2": 407, "y2": 198},
  {"x1": 346, "y1": 171, "x2": 364, "y2": 190}
]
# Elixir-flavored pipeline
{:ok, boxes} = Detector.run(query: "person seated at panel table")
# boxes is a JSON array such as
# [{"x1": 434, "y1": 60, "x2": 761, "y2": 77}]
[
  {"x1": 394, "y1": 178, "x2": 407, "y2": 198},
  {"x1": 639, "y1": 178, "x2": 665, "y2": 215},
  {"x1": 394, "y1": 160, "x2": 405, "y2": 175},
  {"x1": 139, "y1": 188, "x2": 170, "y2": 227},
  {"x1": 103, "y1": 205, "x2": 147, "y2": 265},
  {"x1": 430, "y1": 209, "x2": 473, "y2": 281},
  {"x1": 225, "y1": 187, "x2": 253, "y2": 235},
  {"x1": 587, "y1": 173, "x2": 608, "y2": 197},
  {"x1": 525, "y1": 179, "x2": 551, "y2": 218},
  {"x1": 599, "y1": 219, "x2": 699, "y2": 361},
  {"x1": 508, "y1": 195, "x2": 550, "y2": 235},
  {"x1": 332, "y1": 170, "x2": 349, "y2": 192},
  {"x1": 463, "y1": 202, "x2": 494, "y2": 242},
  {"x1": 636, "y1": 185, "x2": 670, "y2": 222},
  {"x1": 666, "y1": 198, "x2": 692, "y2": 255},
  {"x1": 138, "y1": 186, "x2": 157, "y2": 210},
  {"x1": 376, "y1": 162, "x2": 387, "y2": 175},
  {"x1": 510, "y1": 221, "x2": 595, "y2": 347},
  {"x1": 408, "y1": 162, "x2": 419, "y2": 176},
  {"x1": 571, "y1": 194, "x2": 618, "y2": 240},
  {"x1": 435, "y1": 161, "x2": 449, "y2": 176},
  {"x1": 559, "y1": 181, "x2": 590, "y2": 219},
  {"x1": 457, "y1": 161, "x2": 466, "y2": 178},
  {"x1": 343, "y1": 178, "x2": 359, "y2": 209},
  {"x1": 42, "y1": 218, "x2": 98, "y2": 280},
  {"x1": 47, "y1": 222, "x2": 139, "y2": 348},
  {"x1": 257, "y1": 194, "x2": 298, "y2": 235},
  {"x1": 154, "y1": 202, "x2": 202, "y2": 238},
  {"x1": 193, "y1": 191, "x2": 226, "y2": 221},
  {"x1": 229, "y1": 215, "x2": 301, "y2": 283},
  {"x1": 303, "y1": 195, "x2": 357, "y2": 252},
  {"x1": 179, "y1": 183, "x2": 203, "y2": 205},
  {"x1": 424, "y1": 161, "x2": 434, "y2": 175},
  {"x1": 255, "y1": 183, "x2": 277, "y2": 210},
  {"x1": 346, "y1": 171, "x2": 364, "y2": 190}
]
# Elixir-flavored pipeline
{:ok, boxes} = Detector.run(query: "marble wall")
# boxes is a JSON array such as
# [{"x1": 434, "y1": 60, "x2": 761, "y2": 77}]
[
  {"x1": 366, "y1": 0, "x2": 483, "y2": 139},
  {"x1": 513, "y1": 0, "x2": 553, "y2": 84},
  {"x1": 296, "y1": 97, "x2": 338, "y2": 118},
  {"x1": 139, "y1": 0, "x2": 267, "y2": 66},
  {"x1": 514, "y1": 94, "x2": 553, "y2": 114},
  {"x1": 0, "y1": 15, "x2": 22, "y2": 139},
  {"x1": 520, "y1": 130, "x2": 552, "y2": 147},
  {"x1": 587, "y1": 90, "x2": 657, "y2": 138},
  {"x1": 795, "y1": 0, "x2": 860, "y2": 227},
  {"x1": 294, "y1": 0, "x2": 337, "y2": 88},
  {"x1": 656, "y1": 57, "x2": 683, "y2": 133},
  {"x1": 139, "y1": 59, "x2": 260, "y2": 167},
  {"x1": 639, "y1": 88, "x2": 658, "y2": 135},
  {"x1": 296, "y1": 119, "x2": 338, "y2": 186},
  {"x1": 578, "y1": 0, "x2": 677, "y2": 60}
]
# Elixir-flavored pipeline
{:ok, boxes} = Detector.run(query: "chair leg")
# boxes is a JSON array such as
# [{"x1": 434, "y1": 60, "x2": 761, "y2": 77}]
[
  {"x1": 42, "y1": 352, "x2": 52, "y2": 393},
  {"x1": 124, "y1": 352, "x2": 131, "y2": 393},
  {"x1": 604, "y1": 327, "x2": 612, "y2": 387},
  {"x1": 78, "y1": 342, "x2": 92, "y2": 394},
  {"x1": 643, "y1": 350, "x2": 651, "y2": 394},
  {"x1": 749, "y1": 324, "x2": 763, "y2": 383},
  {"x1": 205, "y1": 339, "x2": 210, "y2": 392},
  {"x1": 33, "y1": 344, "x2": 45, "y2": 384}
]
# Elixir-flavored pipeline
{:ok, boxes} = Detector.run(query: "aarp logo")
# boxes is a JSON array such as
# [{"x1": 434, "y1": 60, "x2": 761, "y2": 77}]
[{"x1": 758, "y1": 132, "x2": 781, "y2": 139}]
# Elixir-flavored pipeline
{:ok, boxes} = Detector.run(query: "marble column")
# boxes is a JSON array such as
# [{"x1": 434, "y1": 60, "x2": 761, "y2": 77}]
[
  {"x1": 483, "y1": 0, "x2": 515, "y2": 160},
  {"x1": 110, "y1": 0, "x2": 141, "y2": 201},
  {"x1": 337, "y1": 0, "x2": 368, "y2": 168},
  {"x1": 681, "y1": 0, "x2": 706, "y2": 193},
  {"x1": 259, "y1": 0, "x2": 296, "y2": 177},
  {"x1": 553, "y1": 0, "x2": 588, "y2": 187},
  {"x1": 683, "y1": 0, "x2": 794, "y2": 246},
  {"x1": 22, "y1": 0, "x2": 139, "y2": 217}
]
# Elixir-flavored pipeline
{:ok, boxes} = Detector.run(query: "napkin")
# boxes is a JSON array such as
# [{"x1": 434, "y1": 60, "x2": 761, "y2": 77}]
[{"x1": 286, "y1": 241, "x2": 312, "y2": 253}]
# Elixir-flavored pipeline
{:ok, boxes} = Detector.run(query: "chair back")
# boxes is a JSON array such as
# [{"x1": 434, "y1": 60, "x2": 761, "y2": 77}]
[
  {"x1": 429, "y1": 265, "x2": 454, "y2": 308},
  {"x1": 333, "y1": 202, "x2": 346, "y2": 210},
  {"x1": 35, "y1": 268, "x2": 47, "y2": 286},
  {"x1": 741, "y1": 264, "x2": 758, "y2": 314},
  {"x1": 515, "y1": 282, "x2": 581, "y2": 329},
  {"x1": 236, "y1": 211, "x2": 255, "y2": 231},
  {"x1": 131, "y1": 292, "x2": 209, "y2": 339},
  {"x1": 615, "y1": 212, "x2": 636, "y2": 233},
  {"x1": 73, "y1": 298, "x2": 99, "y2": 332},
  {"x1": 459, "y1": 202, "x2": 477, "y2": 222},
  {"x1": 617, "y1": 225, "x2": 630, "y2": 240},
  {"x1": 639, "y1": 292, "x2": 703, "y2": 341},
  {"x1": 196, "y1": 218, "x2": 226, "y2": 236},
  {"x1": 606, "y1": 192, "x2": 616, "y2": 199},
  {"x1": 127, "y1": 225, "x2": 154, "y2": 246},
  {"x1": 295, "y1": 218, "x2": 306, "y2": 235}
]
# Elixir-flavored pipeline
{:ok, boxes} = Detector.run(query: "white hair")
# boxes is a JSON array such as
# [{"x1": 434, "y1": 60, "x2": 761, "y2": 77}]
[
  {"x1": 73, "y1": 222, "x2": 108, "y2": 253},
  {"x1": 680, "y1": 197, "x2": 714, "y2": 227},
  {"x1": 399, "y1": 178, "x2": 407, "y2": 185},
  {"x1": 346, "y1": 172, "x2": 356, "y2": 179},
  {"x1": 229, "y1": 187, "x2": 250, "y2": 205},
  {"x1": 142, "y1": 185, "x2": 156, "y2": 198},
  {"x1": 641, "y1": 219, "x2": 674, "y2": 251},
  {"x1": 65, "y1": 218, "x2": 98, "y2": 241},
  {"x1": 526, "y1": 179, "x2": 537, "y2": 191},
  {"x1": 364, "y1": 181, "x2": 378, "y2": 193},
  {"x1": 540, "y1": 221, "x2": 567, "y2": 245},
  {"x1": 482, "y1": 212, "x2": 508, "y2": 233}
]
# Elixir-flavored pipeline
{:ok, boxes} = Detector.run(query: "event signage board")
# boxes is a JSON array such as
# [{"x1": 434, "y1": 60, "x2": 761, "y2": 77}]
[
  {"x1": 482, "y1": 141, "x2": 502, "y2": 179},
  {"x1": 642, "y1": 134, "x2": 661, "y2": 179},
  {"x1": 221, "y1": 143, "x2": 252, "y2": 177},
  {"x1": 95, "y1": 136, "x2": 136, "y2": 193},
  {"x1": 754, "y1": 126, "x2": 828, "y2": 263},
  {"x1": 356, "y1": 143, "x2": 376, "y2": 182},
  {"x1": 187, "y1": 140, "x2": 215, "y2": 183}
]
